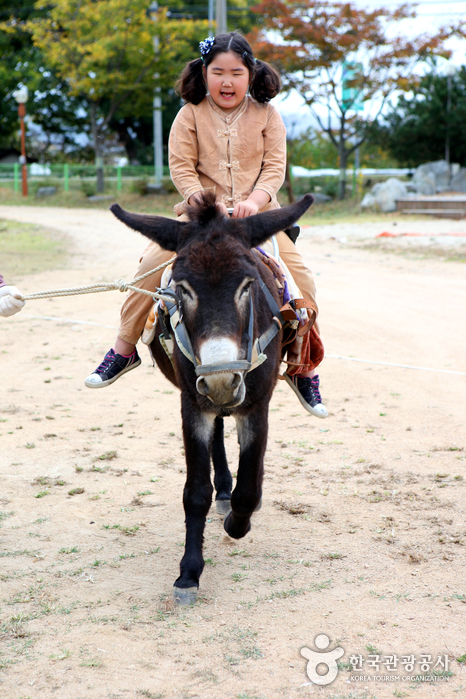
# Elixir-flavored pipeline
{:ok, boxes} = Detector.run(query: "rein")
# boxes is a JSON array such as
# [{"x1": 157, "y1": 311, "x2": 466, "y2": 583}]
[{"x1": 160, "y1": 277, "x2": 284, "y2": 378}]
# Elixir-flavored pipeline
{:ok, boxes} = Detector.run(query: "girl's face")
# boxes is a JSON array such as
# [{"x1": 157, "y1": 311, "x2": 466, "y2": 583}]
[{"x1": 205, "y1": 50, "x2": 250, "y2": 112}]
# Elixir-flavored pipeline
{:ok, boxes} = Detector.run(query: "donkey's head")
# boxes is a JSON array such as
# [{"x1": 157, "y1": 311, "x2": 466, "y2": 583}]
[{"x1": 111, "y1": 193, "x2": 314, "y2": 407}]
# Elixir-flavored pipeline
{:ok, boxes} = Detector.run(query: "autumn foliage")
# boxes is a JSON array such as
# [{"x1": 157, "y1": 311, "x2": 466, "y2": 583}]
[{"x1": 248, "y1": 0, "x2": 457, "y2": 197}]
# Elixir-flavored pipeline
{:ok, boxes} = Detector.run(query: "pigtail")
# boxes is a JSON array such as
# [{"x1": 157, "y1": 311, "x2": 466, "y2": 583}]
[
  {"x1": 175, "y1": 58, "x2": 206, "y2": 105},
  {"x1": 249, "y1": 60, "x2": 281, "y2": 104}
]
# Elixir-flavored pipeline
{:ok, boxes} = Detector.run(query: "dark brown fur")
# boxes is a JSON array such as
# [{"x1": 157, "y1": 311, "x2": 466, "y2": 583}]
[{"x1": 110, "y1": 193, "x2": 314, "y2": 600}]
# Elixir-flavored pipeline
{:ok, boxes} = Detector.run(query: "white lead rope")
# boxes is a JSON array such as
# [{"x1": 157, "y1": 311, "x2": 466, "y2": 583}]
[{"x1": 19, "y1": 256, "x2": 177, "y2": 303}]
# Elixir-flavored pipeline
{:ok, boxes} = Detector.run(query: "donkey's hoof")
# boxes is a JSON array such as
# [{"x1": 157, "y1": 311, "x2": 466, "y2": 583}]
[
  {"x1": 223, "y1": 512, "x2": 251, "y2": 539},
  {"x1": 173, "y1": 586, "x2": 198, "y2": 606},
  {"x1": 215, "y1": 498, "x2": 231, "y2": 515}
]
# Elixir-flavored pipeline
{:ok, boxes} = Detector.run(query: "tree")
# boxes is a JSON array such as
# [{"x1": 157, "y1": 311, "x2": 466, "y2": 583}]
[
  {"x1": 368, "y1": 68, "x2": 466, "y2": 167},
  {"x1": 25, "y1": 0, "x2": 207, "y2": 190},
  {"x1": 167, "y1": 0, "x2": 259, "y2": 34},
  {"x1": 248, "y1": 0, "x2": 457, "y2": 198},
  {"x1": 0, "y1": 0, "x2": 87, "y2": 159}
]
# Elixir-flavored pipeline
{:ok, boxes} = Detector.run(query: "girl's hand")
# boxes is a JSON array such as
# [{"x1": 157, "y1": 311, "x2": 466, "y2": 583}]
[
  {"x1": 187, "y1": 192, "x2": 203, "y2": 206},
  {"x1": 216, "y1": 202, "x2": 229, "y2": 216},
  {"x1": 232, "y1": 199, "x2": 259, "y2": 218},
  {"x1": 0, "y1": 286, "x2": 25, "y2": 317}
]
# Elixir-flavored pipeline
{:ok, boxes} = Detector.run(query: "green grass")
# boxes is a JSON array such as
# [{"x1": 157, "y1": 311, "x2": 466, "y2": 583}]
[
  {"x1": 0, "y1": 218, "x2": 69, "y2": 279},
  {"x1": 0, "y1": 182, "x2": 398, "y2": 226}
]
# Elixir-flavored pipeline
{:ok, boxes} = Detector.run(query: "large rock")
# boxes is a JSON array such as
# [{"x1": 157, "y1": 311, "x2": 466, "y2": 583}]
[
  {"x1": 36, "y1": 186, "x2": 57, "y2": 197},
  {"x1": 450, "y1": 168, "x2": 466, "y2": 193},
  {"x1": 312, "y1": 192, "x2": 332, "y2": 203},
  {"x1": 371, "y1": 177, "x2": 408, "y2": 212},
  {"x1": 412, "y1": 164, "x2": 437, "y2": 195},
  {"x1": 411, "y1": 160, "x2": 463, "y2": 193},
  {"x1": 360, "y1": 192, "x2": 376, "y2": 210}
]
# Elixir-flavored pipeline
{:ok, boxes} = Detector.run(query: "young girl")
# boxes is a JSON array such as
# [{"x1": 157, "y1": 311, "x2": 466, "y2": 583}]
[{"x1": 85, "y1": 32, "x2": 327, "y2": 418}]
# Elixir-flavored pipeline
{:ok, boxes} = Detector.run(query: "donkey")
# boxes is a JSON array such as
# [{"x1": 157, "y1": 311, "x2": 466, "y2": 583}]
[{"x1": 110, "y1": 192, "x2": 314, "y2": 604}]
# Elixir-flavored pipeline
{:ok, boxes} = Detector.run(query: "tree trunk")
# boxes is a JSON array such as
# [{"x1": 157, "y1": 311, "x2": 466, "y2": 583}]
[
  {"x1": 284, "y1": 150, "x2": 295, "y2": 204},
  {"x1": 338, "y1": 142, "x2": 348, "y2": 200},
  {"x1": 90, "y1": 102, "x2": 105, "y2": 194}
]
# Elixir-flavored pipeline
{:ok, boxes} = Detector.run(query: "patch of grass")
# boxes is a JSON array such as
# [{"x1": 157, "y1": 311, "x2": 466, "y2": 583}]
[
  {"x1": 273, "y1": 500, "x2": 311, "y2": 515},
  {"x1": 59, "y1": 546, "x2": 79, "y2": 554},
  {"x1": 0, "y1": 510, "x2": 14, "y2": 521},
  {"x1": 49, "y1": 648, "x2": 71, "y2": 661},
  {"x1": 90, "y1": 464, "x2": 109, "y2": 473},
  {"x1": 94, "y1": 450, "x2": 118, "y2": 462},
  {"x1": 32, "y1": 476, "x2": 50, "y2": 486},
  {"x1": 34, "y1": 490, "x2": 49, "y2": 499},
  {"x1": 68, "y1": 487, "x2": 85, "y2": 496},
  {"x1": 228, "y1": 549, "x2": 251, "y2": 557},
  {"x1": 365, "y1": 643, "x2": 382, "y2": 655},
  {"x1": 80, "y1": 657, "x2": 103, "y2": 668},
  {"x1": 121, "y1": 525, "x2": 139, "y2": 536},
  {"x1": 0, "y1": 218, "x2": 69, "y2": 278}
]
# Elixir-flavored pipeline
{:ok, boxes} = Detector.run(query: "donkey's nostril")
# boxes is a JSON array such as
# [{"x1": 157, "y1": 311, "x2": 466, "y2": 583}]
[
  {"x1": 196, "y1": 377, "x2": 209, "y2": 396},
  {"x1": 231, "y1": 373, "x2": 242, "y2": 391}
]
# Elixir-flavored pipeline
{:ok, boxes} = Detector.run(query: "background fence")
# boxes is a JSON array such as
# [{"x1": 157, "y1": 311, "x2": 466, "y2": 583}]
[
  {"x1": 0, "y1": 163, "x2": 171, "y2": 196},
  {"x1": 0, "y1": 163, "x2": 413, "y2": 200}
]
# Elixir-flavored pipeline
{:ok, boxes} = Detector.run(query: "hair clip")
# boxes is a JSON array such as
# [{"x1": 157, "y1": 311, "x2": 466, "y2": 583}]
[
  {"x1": 242, "y1": 51, "x2": 248, "y2": 59},
  {"x1": 199, "y1": 36, "x2": 215, "y2": 57}
]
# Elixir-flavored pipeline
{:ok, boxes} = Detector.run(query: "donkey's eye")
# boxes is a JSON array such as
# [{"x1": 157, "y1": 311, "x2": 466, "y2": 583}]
[
  {"x1": 241, "y1": 281, "x2": 254, "y2": 296},
  {"x1": 177, "y1": 284, "x2": 193, "y2": 300}
]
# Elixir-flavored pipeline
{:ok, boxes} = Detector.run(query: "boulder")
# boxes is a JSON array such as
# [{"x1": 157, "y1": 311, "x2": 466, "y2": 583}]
[
  {"x1": 450, "y1": 168, "x2": 466, "y2": 193},
  {"x1": 411, "y1": 160, "x2": 463, "y2": 193},
  {"x1": 312, "y1": 192, "x2": 332, "y2": 204},
  {"x1": 36, "y1": 186, "x2": 57, "y2": 197},
  {"x1": 412, "y1": 165, "x2": 436, "y2": 195},
  {"x1": 372, "y1": 177, "x2": 408, "y2": 213},
  {"x1": 360, "y1": 192, "x2": 376, "y2": 210}
]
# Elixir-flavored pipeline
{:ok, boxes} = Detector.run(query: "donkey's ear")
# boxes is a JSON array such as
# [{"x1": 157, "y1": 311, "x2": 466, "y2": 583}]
[
  {"x1": 110, "y1": 204, "x2": 188, "y2": 252},
  {"x1": 239, "y1": 194, "x2": 314, "y2": 249}
]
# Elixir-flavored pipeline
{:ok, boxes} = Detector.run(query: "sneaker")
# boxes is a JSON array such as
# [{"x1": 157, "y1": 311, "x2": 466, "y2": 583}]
[
  {"x1": 284, "y1": 373, "x2": 328, "y2": 418},
  {"x1": 85, "y1": 348, "x2": 141, "y2": 388}
]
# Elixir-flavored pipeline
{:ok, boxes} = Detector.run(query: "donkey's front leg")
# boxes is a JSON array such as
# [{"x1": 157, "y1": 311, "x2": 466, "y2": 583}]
[
  {"x1": 224, "y1": 407, "x2": 268, "y2": 539},
  {"x1": 174, "y1": 398, "x2": 215, "y2": 606}
]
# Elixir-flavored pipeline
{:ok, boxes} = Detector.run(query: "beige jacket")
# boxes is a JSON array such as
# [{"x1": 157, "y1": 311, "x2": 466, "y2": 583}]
[{"x1": 168, "y1": 95, "x2": 286, "y2": 215}]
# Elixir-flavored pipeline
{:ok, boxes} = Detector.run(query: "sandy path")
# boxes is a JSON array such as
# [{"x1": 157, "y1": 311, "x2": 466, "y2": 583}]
[{"x1": 0, "y1": 205, "x2": 465, "y2": 699}]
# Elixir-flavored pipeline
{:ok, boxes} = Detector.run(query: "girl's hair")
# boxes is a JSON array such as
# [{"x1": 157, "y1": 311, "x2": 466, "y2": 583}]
[{"x1": 176, "y1": 32, "x2": 281, "y2": 105}]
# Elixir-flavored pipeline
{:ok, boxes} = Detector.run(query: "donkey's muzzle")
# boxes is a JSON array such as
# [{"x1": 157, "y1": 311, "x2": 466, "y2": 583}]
[{"x1": 196, "y1": 371, "x2": 245, "y2": 406}]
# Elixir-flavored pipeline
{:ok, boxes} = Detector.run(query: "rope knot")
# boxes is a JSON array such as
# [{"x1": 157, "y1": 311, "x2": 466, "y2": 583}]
[{"x1": 116, "y1": 279, "x2": 128, "y2": 293}]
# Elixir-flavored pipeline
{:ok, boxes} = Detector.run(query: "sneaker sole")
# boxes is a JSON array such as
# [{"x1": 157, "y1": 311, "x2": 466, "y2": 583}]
[
  {"x1": 283, "y1": 372, "x2": 329, "y2": 418},
  {"x1": 84, "y1": 357, "x2": 142, "y2": 389}
]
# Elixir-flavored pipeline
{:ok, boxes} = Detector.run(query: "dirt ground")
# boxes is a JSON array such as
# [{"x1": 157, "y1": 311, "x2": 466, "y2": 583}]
[{"x1": 0, "y1": 204, "x2": 465, "y2": 699}]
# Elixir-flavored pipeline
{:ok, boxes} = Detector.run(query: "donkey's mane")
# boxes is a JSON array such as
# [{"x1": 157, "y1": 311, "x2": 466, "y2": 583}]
[{"x1": 186, "y1": 191, "x2": 223, "y2": 227}]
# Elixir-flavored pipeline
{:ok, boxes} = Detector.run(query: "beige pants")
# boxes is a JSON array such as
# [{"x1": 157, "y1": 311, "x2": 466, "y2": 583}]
[{"x1": 119, "y1": 228, "x2": 319, "y2": 346}]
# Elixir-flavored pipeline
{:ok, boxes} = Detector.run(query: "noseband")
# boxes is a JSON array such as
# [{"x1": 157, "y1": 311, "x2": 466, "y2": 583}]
[{"x1": 159, "y1": 278, "x2": 284, "y2": 379}]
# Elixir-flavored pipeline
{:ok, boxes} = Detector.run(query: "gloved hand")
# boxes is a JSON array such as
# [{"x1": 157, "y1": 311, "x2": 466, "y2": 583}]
[{"x1": 0, "y1": 286, "x2": 25, "y2": 317}]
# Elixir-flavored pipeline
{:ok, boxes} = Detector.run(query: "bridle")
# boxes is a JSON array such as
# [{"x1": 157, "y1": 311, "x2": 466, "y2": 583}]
[{"x1": 158, "y1": 276, "x2": 285, "y2": 380}]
